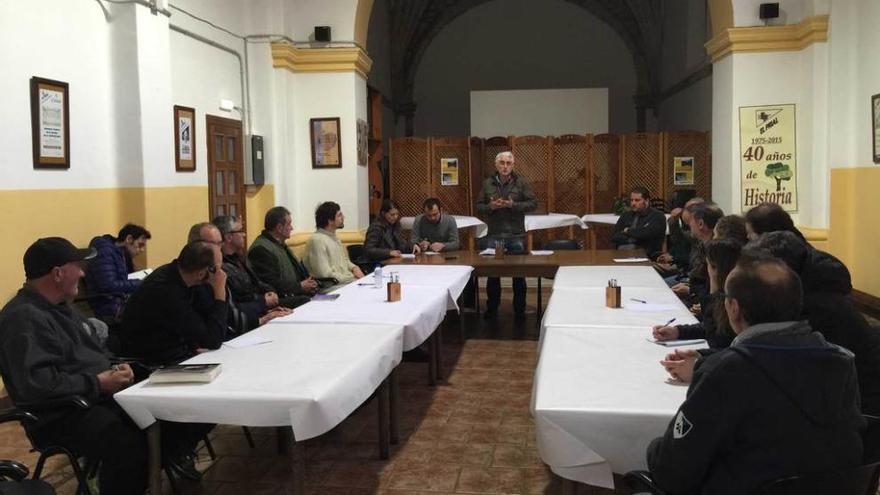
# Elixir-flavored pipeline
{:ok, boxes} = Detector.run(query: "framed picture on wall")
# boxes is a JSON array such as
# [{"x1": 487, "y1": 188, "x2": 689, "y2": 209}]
[
  {"x1": 30, "y1": 77, "x2": 70, "y2": 169},
  {"x1": 310, "y1": 117, "x2": 342, "y2": 168},
  {"x1": 873, "y1": 94, "x2": 880, "y2": 164},
  {"x1": 174, "y1": 105, "x2": 196, "y2": 171}
]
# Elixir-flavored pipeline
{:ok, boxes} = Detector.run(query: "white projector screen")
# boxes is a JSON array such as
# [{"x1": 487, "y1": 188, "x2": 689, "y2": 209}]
[{"x1": 470, "y1": 88, "x2": 609, "y2": 137}]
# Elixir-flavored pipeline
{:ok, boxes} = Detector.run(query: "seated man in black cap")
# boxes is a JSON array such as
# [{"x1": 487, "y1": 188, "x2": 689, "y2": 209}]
[{"x1": 0, "y1": 237, "x2": 205, "y2": 494}]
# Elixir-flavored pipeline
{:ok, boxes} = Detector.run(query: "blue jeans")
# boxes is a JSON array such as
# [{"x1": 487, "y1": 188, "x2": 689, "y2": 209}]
[{"x1": 480, "y1": 235, "x2": 527, "y2": 313}]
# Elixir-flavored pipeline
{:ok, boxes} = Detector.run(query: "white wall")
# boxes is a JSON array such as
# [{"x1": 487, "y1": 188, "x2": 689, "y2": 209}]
[
  {"x1": 732, "y1": 0, "x2": 830, "y2": 27},
  {"x1": 470, "y1": 88, "x2": 608, "y2": 137},
  {"x1": 827, "y1": 0, "x2": 880, "y2": 168},
  {"x1": 412, "y1": 0, "x2": 637, "y2": 137},
  {"x1": 0, "y1": 0, "x2": 131, "y2": 189}
]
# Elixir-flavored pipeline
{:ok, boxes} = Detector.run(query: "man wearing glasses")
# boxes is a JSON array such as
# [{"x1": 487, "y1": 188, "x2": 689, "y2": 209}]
[
  {"x1": 212, "y1": 216, "x2": 301, "y2": 326},
  {"x1": 118, "y1": 237, "x2": 228, "y2": 366}
]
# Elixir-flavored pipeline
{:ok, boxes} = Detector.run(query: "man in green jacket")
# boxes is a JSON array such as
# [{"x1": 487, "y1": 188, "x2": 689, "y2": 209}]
[
  {"x1": 475, "y1": 151, "x2": 537, "y2": 319},
  {"x1": 247, "y1": 206, "x2": 318, "y2": 300}
]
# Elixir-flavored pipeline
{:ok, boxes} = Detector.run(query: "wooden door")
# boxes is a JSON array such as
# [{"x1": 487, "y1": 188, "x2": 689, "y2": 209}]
[{"x1": 206, "y1": 115, "x2": 246, "y2": 225}]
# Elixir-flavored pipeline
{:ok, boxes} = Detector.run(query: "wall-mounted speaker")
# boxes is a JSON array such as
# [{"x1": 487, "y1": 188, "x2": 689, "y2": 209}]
[
  {"x1": 759, "y1": 3, "x2": 780, "y2": 19},
  {"x1": 314, "y1": 26, "x2": 331, "y2": 42}
]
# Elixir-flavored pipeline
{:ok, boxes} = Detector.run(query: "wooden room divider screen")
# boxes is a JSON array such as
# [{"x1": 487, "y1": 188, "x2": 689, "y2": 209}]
[{"x1": 389, "y1": 131, "x2": 710, "y2": 250}]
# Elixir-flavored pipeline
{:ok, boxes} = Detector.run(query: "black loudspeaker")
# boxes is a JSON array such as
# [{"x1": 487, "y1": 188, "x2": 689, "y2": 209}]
[
  {"x1": 759, "y1": 3, "x2": 779, "y2": 19},
  {"x1": 251, "y1": 135, "x2": 264, "y2": 185},
  {"x1": 314, "y1": 26, "x2": 331, "y2": 42}
]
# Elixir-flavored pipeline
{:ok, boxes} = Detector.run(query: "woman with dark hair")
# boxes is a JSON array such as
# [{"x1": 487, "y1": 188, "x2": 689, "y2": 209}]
[
  {"x1": 364, "y1": 199, "x2": 409, "y2": 262},
  {"x1": 744, "y1": 202, "x2": 805, "y2": 241},
  {"x1": 652, "y1": 238, "x2": 742, "y2": 349}
]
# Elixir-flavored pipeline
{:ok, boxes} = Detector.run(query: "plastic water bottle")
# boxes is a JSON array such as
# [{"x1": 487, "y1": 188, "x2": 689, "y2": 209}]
[{"x1": 373, "y1": 264, "x2": 383, "y2": 288}]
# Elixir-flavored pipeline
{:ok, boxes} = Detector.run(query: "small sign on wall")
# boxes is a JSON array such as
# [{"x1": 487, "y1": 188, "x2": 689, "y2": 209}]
[
  {"x1": 738, "y1": 103, "x2": 798, "y2": 212},
  {"x1": 174, "y1": 105, "x2": 196, "y2": 172},
  {"x1": 30, "y1": 77, "x2": 70, "y2": 169},
  {"x1": 440, "y1": 158, "x2": 459, "y2": 186},
  {"x1": 673, "y1": 156, "x2": 694, "y2": 186}
]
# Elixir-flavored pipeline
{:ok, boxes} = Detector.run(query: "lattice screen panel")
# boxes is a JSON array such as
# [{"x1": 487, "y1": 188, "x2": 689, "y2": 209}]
[
  {"x1": 511, "y1": 136, "x2": 551, "y2": 213},
  {"x1": 552, "y1": 134, "x2": 590, "y2": 214},
  {"x1": 622, "y1": 133, "x2": 663, "y2": 202},
  {"x1": 430, "y1": 138, "x2": 472, "y2": 215},
  {"x1": 389, "y1": 137, "x2": 430, "y2": 216},
  {"x1": 469, "y1": 137, "x2": 484, "y2": 204},
  {"x1": 591, "y1": 134, "x2": 621, "y2": 213},
  {"x1": 662, "y1": 131, "x2": 711, "y2": 202}
]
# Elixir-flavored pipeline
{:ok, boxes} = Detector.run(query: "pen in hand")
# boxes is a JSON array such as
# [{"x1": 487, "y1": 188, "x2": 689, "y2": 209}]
[{"x1": 664, "y1": 318, "x2": 677, "y2": 326}]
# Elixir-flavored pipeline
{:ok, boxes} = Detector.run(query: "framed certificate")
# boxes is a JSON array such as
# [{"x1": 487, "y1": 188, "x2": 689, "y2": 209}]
[
  {"x1": 174, "y1": 105, "x2": 196, "y2": 171},
  {"x1": 30, "y1": 77, "x2": 70, "y2": 169},
  {"x1": 310, "y1": 117, "x2": 342, "y2": 168}
]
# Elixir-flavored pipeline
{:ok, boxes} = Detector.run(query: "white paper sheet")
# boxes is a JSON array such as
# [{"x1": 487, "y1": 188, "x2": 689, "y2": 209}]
[
  {"x1": 531, "y1": 250, "x2": 554, "y2": 256},
  {"x1": 646, "y1": 338, "x2": 707, "y2": 347},
  {"x1": 623, "y1": 303, "x2": 680, "y2": 312},
  {"x1": 614, "y1": 258, "x2": 650, "y2": 263}
]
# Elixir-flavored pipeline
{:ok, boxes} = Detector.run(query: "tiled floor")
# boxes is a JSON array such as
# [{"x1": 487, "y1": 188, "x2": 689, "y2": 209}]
[{"x1": 1, "y1": 288, "x2": 622, "y2": 494}]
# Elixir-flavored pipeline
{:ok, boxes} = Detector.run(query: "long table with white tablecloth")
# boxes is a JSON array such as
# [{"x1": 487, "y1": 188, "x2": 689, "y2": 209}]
[{"x1": 532, "y1": 265, "x2": 705, "y2": 489}]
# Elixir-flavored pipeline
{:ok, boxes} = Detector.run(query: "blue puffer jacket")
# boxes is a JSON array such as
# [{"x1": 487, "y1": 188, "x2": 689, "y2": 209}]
[{"x1": 84, "y1": 234, "x2": 140, "y2": 318}]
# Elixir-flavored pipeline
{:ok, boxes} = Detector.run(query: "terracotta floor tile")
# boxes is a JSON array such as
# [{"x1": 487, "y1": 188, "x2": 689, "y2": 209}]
[
  {"x1": 430, "y1": 442, "x2": 495, "y2": 467},
  {"x1": 455, "y1": 466, "x2": 524, "y2": 494},
  {"x1": 387, "y1": 464, "x2": 461, "y2": 491},
  {"x1": 491, "y1": 445, "x2": 543, "y2": 468}
]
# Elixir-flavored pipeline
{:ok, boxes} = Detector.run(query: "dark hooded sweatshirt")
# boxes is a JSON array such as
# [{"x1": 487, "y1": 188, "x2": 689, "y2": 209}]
[{"x1": 647, "y1": 321, "x2": 864, "y2": 495}]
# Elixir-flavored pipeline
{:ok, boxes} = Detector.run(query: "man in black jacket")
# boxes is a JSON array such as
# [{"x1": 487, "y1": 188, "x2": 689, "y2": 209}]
[
  {"x1": 119, "y1": 240, "x2": 228, "y2": 365},
  {"x1": 0, "y1": 238, "x2": 205, "y2": 494},
  {"x1": 746, "y1": 231, "x2": 880, "y2": 415},
  {"x1": 647, "y1": 256, "x2": 863, "y2": 494},
  {"x1": 212, "y1": 216, "x2": 300, "y2": 326},
  {"x1": 612, "y1": 187, "x2": 666, "y2": 257}
]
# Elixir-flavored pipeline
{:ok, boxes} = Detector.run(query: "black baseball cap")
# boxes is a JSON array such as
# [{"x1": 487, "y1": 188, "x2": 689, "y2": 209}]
[{"x1": 24, "y1": 237, "x2": 96, "y2": 279}]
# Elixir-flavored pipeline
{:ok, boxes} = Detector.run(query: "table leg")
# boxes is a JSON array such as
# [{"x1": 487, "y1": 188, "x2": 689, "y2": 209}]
[
  {"x1": 287, "y1": 438, "x2": 306, "y2": 495},
  {"x1": 277, "y1": 426, "x2": 291, "y2": 454},
  {"x1": 146, "y1": 423, "x2": 162, "y2": 495},
  {"x1": 389, "y1": 367, "x2": 400, "y2": 444},
  {"x1": 537, "y1": 277, "x2": 543, "y2": 320},
  {"x1": 378, "y1": 378, "x2": 390, "y2": 459},
  {"x1": 435, "y1": 323, "x2": 444, "y2": 382},
  {"x1": 428, "y1": 331, "x2": 438, "y2": 387},
  {"x1": 474, "y1": 274, "x2": 481, "y2": 315}
]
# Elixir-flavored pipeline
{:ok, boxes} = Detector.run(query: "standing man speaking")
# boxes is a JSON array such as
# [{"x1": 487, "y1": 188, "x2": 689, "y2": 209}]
[{"x1": 475, "y1": 151, "x2": 537, "y2": 319}]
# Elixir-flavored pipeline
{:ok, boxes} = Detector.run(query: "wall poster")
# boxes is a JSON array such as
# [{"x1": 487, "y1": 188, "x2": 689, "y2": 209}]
[
  {"x1": 310, "y1": 117, "x2": 342, "y2": 168},
  {"x1": 673, "y1": 156, "x2": 694, "y2": 185},
  {"x1": 440, "y1": 158, "x2": 459, "y2": 186},
  {"x1": 174, "y1": 105, "x2": 196, "y2": 171},
  {"x1": 738, "y1": 104, "x2": 797, "y2": 212}
]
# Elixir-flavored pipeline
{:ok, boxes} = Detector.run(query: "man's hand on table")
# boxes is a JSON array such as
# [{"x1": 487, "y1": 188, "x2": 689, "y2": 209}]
[
  {"x1": 301, "y1": 277, "x2": 319, "y2": 293},
  {"x1": 259, "y1": 306, "x2": 293, "y2": 325},
  {"x1": 264, "y1": 291, "x2": 279, "y2": 308},
  {"x1": 352, "y1": 266, "x2": 365, "y2": 279},
  {"x1": 98, "y1": 363, "x2": 134, "y2": 393},
  {"x1": 660, "y1": 349, "x2": 699, "y2": 383},
  {"x1": 652, "y1": 325, "x2": 680, "y2": 341},
  {"x1": 671, "y1": 283, "x2": 690, "y2": 297}
]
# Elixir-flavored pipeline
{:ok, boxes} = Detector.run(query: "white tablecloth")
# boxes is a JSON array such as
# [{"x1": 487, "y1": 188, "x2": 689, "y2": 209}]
[
  {"x1": 581, "y1": 213, "x2": 671, "y2": 234},
  {"x1": 541, "y1": 286, "x2": 698, "y2": 331},
  {"x1": 552, "y1": 266, "x2": 669, "y2": 290},
  {"x1": 532, "y1": 326, "x2": 706, "y2": 488},
  {"x1": 364, "y1": 265, "x2": 473, "y2": 310},
  {"x1": 525, "y1": 213, "x2": 587, "y2": 232},
  {"x1": 115, "y1": 323, "x2": 403, "y2": 441},
  {"x1": 270, "y1": 284, "x2": 449, "y2": 351},
  {"x1": 400, "y1": 215, "x2": 488, "y2": 238}
]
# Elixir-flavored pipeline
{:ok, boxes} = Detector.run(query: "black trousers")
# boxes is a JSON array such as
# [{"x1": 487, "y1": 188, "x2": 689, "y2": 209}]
[
  {"x1": 31, "y1": 400, "x2": 211, "y2": 495},
  {"x1": 480, "y1": 235, "x2": 527, "y2": 313}
]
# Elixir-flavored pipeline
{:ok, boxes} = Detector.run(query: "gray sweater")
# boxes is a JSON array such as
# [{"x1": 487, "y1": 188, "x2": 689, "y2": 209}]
[{"x1": 410, "y1": 214, "x2": 460, "y2": 252}]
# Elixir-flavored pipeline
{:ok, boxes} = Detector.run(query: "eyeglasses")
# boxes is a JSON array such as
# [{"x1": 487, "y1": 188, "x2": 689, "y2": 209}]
[
  {"x1": 229, "y1": 230, "x2": 246, "y2": 235},
  {"x1": 207, "y1": 265, "x2": 217, "y2": 274}
]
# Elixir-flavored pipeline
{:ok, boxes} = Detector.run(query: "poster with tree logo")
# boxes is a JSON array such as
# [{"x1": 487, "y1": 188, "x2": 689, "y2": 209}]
[{"x1": 738, "y1": 104, "x2": 797, "y2": 212}]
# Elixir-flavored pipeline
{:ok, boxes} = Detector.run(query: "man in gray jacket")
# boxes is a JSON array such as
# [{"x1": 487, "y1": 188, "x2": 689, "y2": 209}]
[
  {"x1": 475, "y1": 151, "x2": 537, "y2": 318},
  {"x1": 411, "y1": 198, "x2": 460, "y2": 253}
]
